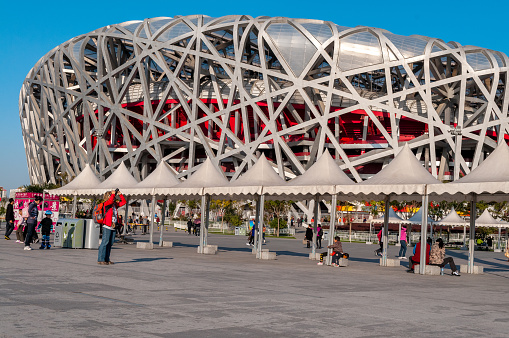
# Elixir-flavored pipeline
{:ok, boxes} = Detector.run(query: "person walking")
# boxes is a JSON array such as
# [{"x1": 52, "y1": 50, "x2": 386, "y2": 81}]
[
  {"x1": 97, "y1": 189, "x2": 126, "y2": 265},
  {"x1": 24, "y1": 196, "x2": 42, "y2": 251},
  {"x1": 398, "y1": 226, "x2": 408, "y2": 259},
  {"x1": 305, "y1": 225, "x2": 313, "y2": 248},
  {"x1": 38, "y1": 210, "x2": 54, "y2": 249},
  {"x1": 4, "y1": 198, "x2": 15, "y2": 240}
]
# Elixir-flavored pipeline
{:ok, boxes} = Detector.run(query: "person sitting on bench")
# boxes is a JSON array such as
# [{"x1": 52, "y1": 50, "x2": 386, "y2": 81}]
[
  {"x1": 407, "y1": 238, "x2": 431, "y2": 272},
  {"x1": 317, "y1": 236, "x2": 344, "y2": 266},
  {"x1": 429, "y1": 238, "x2": 460, "y2": 276}
]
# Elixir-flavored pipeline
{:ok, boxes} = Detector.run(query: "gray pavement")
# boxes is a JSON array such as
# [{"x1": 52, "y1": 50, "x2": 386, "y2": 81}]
[{"x1": 1, "y1": 229, "x2": 509, "y2": 337}]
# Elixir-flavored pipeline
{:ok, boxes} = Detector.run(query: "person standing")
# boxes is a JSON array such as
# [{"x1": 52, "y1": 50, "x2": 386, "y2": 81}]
[
  {"x1": 16, "y1": 206, "x2": 29, "y2": 243},
  {"x1": 305, "y1": 225, "x2": 313, "y2": 248},
  {"x1": 398, "y1": 226, "x2": 408, "y2": 259},
  {"x1": 375, "y1": 226, "x2": 384, "y2": 256},
  {"x1": 317, "y1": 224, "x2": 323, "y2": 249},
  {"x1": 4, "y1": 198, "x2": 15, "y2": 240},
  {"x1": 24, "y1": 196, "x2": 42, "y2": 251},
  {"x1": 38, "y1": 210, "x2": 54, "y2": 249},
  {"x1": 97, "y1": 189, "x2": 126, "y2": 265},
  {"x1": 187, "y1": 218, "x2": 193, "y2": 235}
]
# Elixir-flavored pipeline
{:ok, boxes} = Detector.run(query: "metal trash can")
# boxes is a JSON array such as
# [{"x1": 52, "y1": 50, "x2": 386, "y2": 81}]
[
  {"x1": 54, "y1": 223, "x2": 64, "y2": 247},
  {"x1": 71, "y1": 219, "x2": 85, "y2": 249},
  {"x1": 235, "y1": 227, "x2": 240, "y2": 236},
  {"x1": 84, "y1": 219, "x2": 100, "y2": 249}
]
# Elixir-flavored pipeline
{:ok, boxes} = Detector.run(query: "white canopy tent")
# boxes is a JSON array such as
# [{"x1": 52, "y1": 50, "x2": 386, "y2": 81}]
[
  {"x1": 204, "y1": 156, "x2": 286, "y2": 258},
  {"x1": 122, "y1": 161, "x2": 181, "y2": 246},
  {"x1": 435, "y1": 207, "x2": 467, "y2": 247},
  {"x1": 337, "y1": 143, "x2": 443, "y2": 271},
  {"x1": 155, "y1": 158, "x2": 229, "y2": 253},
  {"x1": 475, "y1": 209, "x2": 509, "y2": 251},
  {"x1": 264, "y1": 150, "x2": 357, "y2": 260},
  {"x1": 46, "y1": 164, "x2": 102, "y2": 217},
  {"x1": 428, "y1": 142, "x2": 509, "y2": 273}
]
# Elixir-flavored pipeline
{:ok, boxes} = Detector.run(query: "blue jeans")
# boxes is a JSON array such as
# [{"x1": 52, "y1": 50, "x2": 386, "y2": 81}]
[
  {"x1": 398, "y1": 240, "x2": 407, "y2": 257},
  {"x1": 98, "y1": 228, "x2": 116, "y2": 262},
  {"x1": 24, "y1": 222, "x2": 36, "y2": 247}
]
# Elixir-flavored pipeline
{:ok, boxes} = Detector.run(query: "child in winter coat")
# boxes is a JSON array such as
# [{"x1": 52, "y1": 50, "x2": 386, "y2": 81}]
[{"x1": 38, "y1": 210, "x2": 54, "y2": 249}]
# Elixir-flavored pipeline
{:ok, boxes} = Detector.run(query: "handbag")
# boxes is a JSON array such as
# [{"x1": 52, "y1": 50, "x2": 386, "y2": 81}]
[{"x1": 302, "y1": 239, "x2": 307, "y2": 245}]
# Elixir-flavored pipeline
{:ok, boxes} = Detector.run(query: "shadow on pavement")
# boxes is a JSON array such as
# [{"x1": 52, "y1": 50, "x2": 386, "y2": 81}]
[{"x1": 116, "y1": 257, "x2": 173, "y2": 264}]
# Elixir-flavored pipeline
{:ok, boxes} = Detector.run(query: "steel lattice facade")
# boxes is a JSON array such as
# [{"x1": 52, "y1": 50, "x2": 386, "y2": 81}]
[{"x1": 19, "y1": 15, "x2": 509, "y2": 185}]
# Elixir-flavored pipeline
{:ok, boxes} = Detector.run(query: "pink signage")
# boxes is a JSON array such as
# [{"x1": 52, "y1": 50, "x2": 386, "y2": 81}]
[{"x1": 14, "y1": 192, "x2": 60, "y2": 232}]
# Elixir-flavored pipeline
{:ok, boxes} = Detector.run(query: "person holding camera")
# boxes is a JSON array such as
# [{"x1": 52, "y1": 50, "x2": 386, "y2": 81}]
[{"x1": 98, "y1": 189, "x2": 126, "y2": 265}]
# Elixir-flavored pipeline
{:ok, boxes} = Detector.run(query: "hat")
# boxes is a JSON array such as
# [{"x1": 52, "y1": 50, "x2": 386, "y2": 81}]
[{"x1": 44, "y1": 210, "x2": 53, "y2": 215}]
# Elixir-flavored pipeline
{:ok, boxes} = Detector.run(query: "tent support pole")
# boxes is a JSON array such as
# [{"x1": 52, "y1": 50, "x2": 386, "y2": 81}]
[
  {"x1": 123, "y1": 198, "x2": 129, "y2": 237},
  {"x1": 382, "y1": 195, "x2": 390, "y2": 267},
  {"x1": 327, "y1": 194, "x2": 337, "y2": 265},
  {"x1": 462, "y1": 225, "x2": 467, "y2": 248},
  {"x1": 369, "y1": 222, "x2": 372, "y2": 243},
  {"x1": 199, "y1": 195, "x2": 208, "y2": 253},
  {"x1": 312, "y1": 195, "x2": 319, "y2": 257},
  {"x1": 159, "y1": 199, "x2": 167, "y2": 246},
  {"x1": 498, "y1": 227, "x2": 502, "y2": 251},
  {"x1": 205, "y1": 195, "x2": 210, "y2": 247},
  {"x1": 419, "y1": 191, "x2": 429, "y2": 275},
  {"x1": 257, "y1": 195, "x2": 265, "y2": 259},
  {"x1": 72, "y1": 195, "x2": 77, "y2": 218},
  {"x1": 397, "y1": 223, "x2": 402, "y2": 247},
  {"x1": 149, "y1": 195, "x2": 156, "y2": 248},
  {"x1": 253, "y1": 196, "x2": 260, "y2": 256},
  {"x1": 468, "y1": 194, "x2": 477, "y2": 274}
]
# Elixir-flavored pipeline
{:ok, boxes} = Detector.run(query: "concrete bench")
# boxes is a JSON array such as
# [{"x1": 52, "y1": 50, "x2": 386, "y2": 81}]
[
  {"x1": 379, "y1": 258, "x2": 400, "y2": 267},
  {"x1": 413, "y1": 264, "x2": 441, "y2": 275},
  {"x1": 459, "y1": 265, "x2": 484, "y2": 274}
]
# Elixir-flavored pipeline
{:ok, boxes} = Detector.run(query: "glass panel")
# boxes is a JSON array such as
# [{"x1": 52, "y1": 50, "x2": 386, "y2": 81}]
[
  {"x1": 339, "y1": 31, "x2": 382, "y2": 71},
  {"x1": 300, "y1": 23, "x2": 332, "y2": 44},
  {"x1": 466, "y1": 52, "x2": 492, "y2": 71},
  {"x1": 384, "y1": 33, "x2": 427, "y2": 59},
  {"x1": 149, "y1": 18, "x2": 174, "y2": 35},
  {"x1": 266, "y1": 23, "x2": 317, "y2": 76},
  {"x1": 119, "y1": 21, "x2": 143, "y2": 34},
  {"x1": 157, "y1": 22, "x2": 193, "y2": 42}
]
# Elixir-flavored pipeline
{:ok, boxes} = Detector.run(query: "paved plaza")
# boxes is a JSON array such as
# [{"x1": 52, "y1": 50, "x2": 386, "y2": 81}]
[{"x1": 1, "y1": 229, "x2": 509, "y2": 337}]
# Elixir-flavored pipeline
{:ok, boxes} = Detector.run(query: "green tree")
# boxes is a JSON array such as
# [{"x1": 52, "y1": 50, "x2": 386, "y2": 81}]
[
  {"x1": 22, "y1": 183, "x2": 60, "y2": 193},
  {"x1": 264, "y1": 200, "x2": 292, "y2": 237}
]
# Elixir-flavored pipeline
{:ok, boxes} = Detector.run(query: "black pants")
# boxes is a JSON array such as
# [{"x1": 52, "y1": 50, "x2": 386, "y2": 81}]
[
  {"x1": 24, "y1": 223, "x2": 36, "y2": 247},
  {"x1": 440, "y1": 257, "x2": 458, "y2": 272},
  {"x1": 376, "y1": 242, "x2": 383, "y2": 255},
  {"x1": 317, "y1": 237, "x2": 322, "y2": 249},
  {"x1": 188, "y1": 226, "x2": 192, "y2": 234},
  {"x1": 5, "y1": 221, "x2": 14, "y2": 237}
]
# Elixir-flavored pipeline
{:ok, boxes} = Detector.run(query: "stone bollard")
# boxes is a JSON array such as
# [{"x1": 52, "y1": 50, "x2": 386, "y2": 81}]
[
  {"x1": 309, "y1": 253, "x2": 321, "y2": 260},
  {"x1": 379, "y1": 258, "x2": 400, "y2": 266},
  {"x1": 162, "y1": 241, "x2": 173, "y2": 247},
  {"x1": 136, "y1": 242, "x2": 154, "y2": 249},
  {"x1": 338, "y1": 258, "x2": 349, "y2": 267},
  {"x1": 459, "y1": 265, "x2": 484, "y2": 274},
  {"x1": 261, "y1": 251, "x2": 276, "y2": 260}
]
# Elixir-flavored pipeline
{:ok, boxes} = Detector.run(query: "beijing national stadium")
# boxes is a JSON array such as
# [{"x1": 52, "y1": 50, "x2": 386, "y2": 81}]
[{"x1": 19, "y1": 14, "x2": 509, "y2": 186}]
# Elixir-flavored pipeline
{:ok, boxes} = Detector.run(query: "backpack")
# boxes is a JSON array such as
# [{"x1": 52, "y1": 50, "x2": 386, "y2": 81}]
[
  {"x1": 93, "y1": 202, "x2": 112, "y2": 224},
  {"x1": 318, "y1": 228, "x2": 323, "y2": 237}
]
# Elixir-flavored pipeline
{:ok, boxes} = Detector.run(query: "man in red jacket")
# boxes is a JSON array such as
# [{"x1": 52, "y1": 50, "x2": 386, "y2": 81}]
[{"x1": 98, "y1": 189, "x2": 126, "y2": 265}]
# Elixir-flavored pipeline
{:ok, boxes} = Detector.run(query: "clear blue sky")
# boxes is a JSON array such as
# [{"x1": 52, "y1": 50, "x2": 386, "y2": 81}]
[{"x1": 1, "y1": 0, "x2": 507, "y2": 192}]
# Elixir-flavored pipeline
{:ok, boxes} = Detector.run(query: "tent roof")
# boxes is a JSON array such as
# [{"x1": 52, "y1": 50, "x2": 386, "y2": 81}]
[
  {"x1": 205, "y1": 156, "x2": 285, "y2": 198},
  {"x1": 340, "y1": 143, "x2": 442, "y2": 199},
  {"x1": 156, "y1": 158, "x2": 228, "y2": 197},
  {"x1": 428, "y1": 142, "x2": 509, "y2": 201},
  {"x1": 407, "y1": 207, "x2": 435, "y2": 224},
  {"x1": 50, "y1": 164, "x2": 101, "y2": 195},
  {"x1": 435, "y1": 207, "x2": 466, "y2": 226},
  {"x1": 475, "y1": 209, "x2": 509, "y2": 228},
  {"x1": 372, "y1": 208, "x2": 411, "y2": 224},
  {"x1": 123, "y1": 162, "x2": 180, "y2": 197},
  {"x1": 96, "y1": 162, "x2": 139, "y2": 190},
  {"x1": 263, "y1": 150, "x2": 355, "y2": 198}
]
